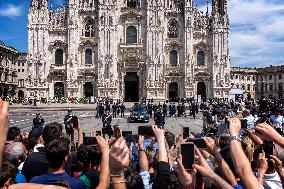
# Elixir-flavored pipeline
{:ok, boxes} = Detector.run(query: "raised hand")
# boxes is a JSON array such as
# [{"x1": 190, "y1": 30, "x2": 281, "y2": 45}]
[
  {"x1": 229, "y1": 117, "x2": 241, "y2": 136},
  {"x1": 109, "y1": 137, "x2": 130, "y2": 175}
]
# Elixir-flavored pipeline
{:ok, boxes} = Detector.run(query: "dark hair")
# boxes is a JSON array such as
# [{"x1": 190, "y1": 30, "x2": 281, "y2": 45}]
[
  {"x1": 7, "y1": 127, "x2": 20, "y2": 141},
  {"x1": 168, "y1": 172, "x2": 183, "y2": 189},
  {"x1": 165, "y1": 131, "x2": 175, "y2": 148},
  {"x1": 21, "y1": 138, "x2": 37, "y2": 153},
  {"x1": 77, "y1": 145, "x2": 102, "y2": 171},
  {"x1": 46, "y1": 138, "x2": 70, "y2": 169},
  {"x1": 42, "y1": 122, "x2": 63, "y2": 145},
  {"x1": 0, "y1": 162, "x2": 17, "y2": 187},
  {"x1": 124, "y1": 169, "x2": 144, "y2": 189}
]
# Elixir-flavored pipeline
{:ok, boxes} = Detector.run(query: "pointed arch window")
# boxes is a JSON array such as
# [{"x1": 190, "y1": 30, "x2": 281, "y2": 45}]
[
  {"x1": 85, "y1": 49, "x2": 92, "y2": 65},
  {"x1": 55, "y1": 49, "x2": 63, "y2": 65},
  {"x1": 169, "y1": 50, "x2": 178, "y2": 66},
  {"x1": 127, "y1": 0, "x2": 139, "y2": 7},
  {"x1": 84, "y1": 19, "x2": 95, "y2": 37},
  {"x1": 168, "y1": 20, "x2": 179, "y2": 38},
  {"x1": 126, "y1": 26, "x2": 137, "y2": 44},
  {"x1": 197, "y1": 50, "x2": 205, "y2": 65}
]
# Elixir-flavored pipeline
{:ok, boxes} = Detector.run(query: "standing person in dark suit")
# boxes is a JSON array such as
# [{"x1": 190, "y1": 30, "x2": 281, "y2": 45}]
[
  {"x1": 117, "y1": 103, "x2": 121, "y2": 116},
  {"x1": 33, "y1": 113, "x2": 45, "y2": 129},
  {"x1": 181, "y1": 102, "x2": 186, "y2": 117},
  {"x1": 102, "y1": 110, "x2": 112, "y2": 138},
  {"x1": 154, "y1": 109, "x2": 165, "y2": 129},
  {"x1": 98, "y1": 103, "x2": 104, "y2": 118},
  {"x1": 147, "y1": 103, "x2": 153, "y2": 118},
  {"x1": 64, "y1": 109, "x2": 75, "y2": 142},
  {"x1": 120, "y1": 103, "x2": 125, "y2": 118},
  {"x1": 112, "y1": 103, "x2": 118, "y2": 118},
  {"x1": 105, "y1": 102, "x2": 110, "y2": 112},
  {"x1": 162, "y1": 102, "x2": 167, "y2": 117},
  {"x1": 191, "y1": 101, "x2": 196, "y2": 119}
]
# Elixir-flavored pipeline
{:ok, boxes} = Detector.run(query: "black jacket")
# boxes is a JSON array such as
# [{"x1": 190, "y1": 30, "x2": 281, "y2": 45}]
[{"x1": 22, "y1": 147, "x2": 49, "y2": 182}]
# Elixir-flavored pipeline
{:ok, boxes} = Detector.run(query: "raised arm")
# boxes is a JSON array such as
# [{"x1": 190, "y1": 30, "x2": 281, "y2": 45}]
[
  {"x1": 255, "y1": 122, "x2": 284, "y2": 148},
  {"x1": 109, "y1": 137, "x2": 130, "y2": 189},
  {"x1": 137, "y1": 135, "x2": 148, "y2": 172},
  {"x1": 229, "y1": 118, "x2": 261, "y2": 189},
  {"x1": 203, "y1": 137, "x2": 237, "y2": 186},
  {"x1": 193, "y1": 147, "x2": 233, "y2": 189},
  {"x1": 152, "y1": 125, "x2": 170, "y2": 189},
  {"x1": 76, "y1": 119, "x2": 83, "y2": 147},
  {"x1": 96, "y1": 136, "x2": 110, "y2": 189},
  {"x1": 0, "y1": 99, "x2": 9, "y2": 170}
]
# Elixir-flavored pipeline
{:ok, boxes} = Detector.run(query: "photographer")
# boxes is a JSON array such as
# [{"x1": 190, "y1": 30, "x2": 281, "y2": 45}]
[
  {"x1": 102, "y1": 110, "x2": 112, "y2": 138},
  {"x1": 33, "y1": 113, "x2": 45, "y2": 129},
  {"x1": 64, "y1": 109, "x2": 78, "y2": 142}
]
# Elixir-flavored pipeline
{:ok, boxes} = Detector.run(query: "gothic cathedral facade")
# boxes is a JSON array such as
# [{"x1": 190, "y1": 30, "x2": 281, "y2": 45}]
[{"x1": 27, "y1": 0, "x2": 230, "y2": 101}]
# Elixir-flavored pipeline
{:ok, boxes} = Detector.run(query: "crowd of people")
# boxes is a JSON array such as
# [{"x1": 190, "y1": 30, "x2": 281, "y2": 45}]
[{"x1": 1, "y1": 96, "x2": 284, "y2": 189}]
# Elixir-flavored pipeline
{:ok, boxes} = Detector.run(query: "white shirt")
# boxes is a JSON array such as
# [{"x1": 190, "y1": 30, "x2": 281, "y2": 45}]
[
  {"x1": 270, "y1": 115, "x2": 284, "y2": 128},
  {"x1": 244, "y1": 114, "x2": 258, "y2": 129},
  {"x1": 263, "y1": 172, "x2": 283, "y2": 189}
]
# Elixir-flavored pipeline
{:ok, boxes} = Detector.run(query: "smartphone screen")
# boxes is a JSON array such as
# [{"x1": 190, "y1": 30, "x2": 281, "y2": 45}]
[
  {"x1": 132, "y1": 135, "x2": 139, "y2": 143},
  {"x1": 96, "y1": 131, "x2": 101, "y2": 136},
  {"x1": 83, "y1": 137, "x2": 97, "y2": 145},
  {"x1": 113, "y1": 125, "x2": 121, "y2": 139},
  {"x1": 183, "y1": 127, "x2": 190, "y2": 139},
  {"x1": 188, "y1": 138, "x2": 207, "y2": 149},
  {"x1": 240, "y1": 119, "x2": 248, "y2": 129},
  {"x1": 122, "y1": 131, "x2": 132, "y2": 138},
  {"x1": 138, "y1": 126, "x2": 154, "y2": 137},
  {"x1": 125, "y1": 134, "x2": 133, "y2": 143},
  {"x1": 181, "y1": 143, "x2": 195, "y2": 170},
  {"x1": 263, "y1": 140, "x2": 273, "y2": 159}
]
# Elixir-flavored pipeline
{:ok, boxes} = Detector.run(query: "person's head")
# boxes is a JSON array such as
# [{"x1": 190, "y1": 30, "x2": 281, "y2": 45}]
[
  {"x1": 7, "y1": 127, "x2": 21, "y2": 142},
  {"x1": 0, "y1": 162, "x2": 16, "y2": 188},
  {"x1": 242, "y1": 109, "x2": 251, "y2": 117},
  {"x1": 275, "y1": 109, "x2": 281, "y2": 116},
  {"x1": 42, "y1": 122, "x2": 63, "y2": 145},
  {"x1": 124, "y1": 169, "x2": 144, "y2": 189},
  {"x1": 77, "y1": 145, "x2": 102, "y2": 171},
  {"x1": 46, "y1": 138, "x2": 70, "y2": 170},
  {"x1": 145, "y1": 146, "x2": 155, "y2": 166},
  {"x1": 28, "y1": 127, "x2": 43, "y2": 144},
  {"x1": 36, "y1": 113, "x2": 40, "y2": 118},
  {"x1": 168, "y1": 172, "x2": 183, "y2": 189},
  {"x1": 67, "y1": 109, "x2": 72, "y2": 115},
  {"x1": 165, "y1": 131, "x2": 175, "y2": 149},
  {"x1": 4, "y1": 142, "x2": 26, "y2": 167}
]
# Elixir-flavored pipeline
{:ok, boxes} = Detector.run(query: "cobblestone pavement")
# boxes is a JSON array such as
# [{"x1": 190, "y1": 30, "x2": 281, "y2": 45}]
[{"x1": 9, "y1": 104, "x2": 203, "y2": 140}]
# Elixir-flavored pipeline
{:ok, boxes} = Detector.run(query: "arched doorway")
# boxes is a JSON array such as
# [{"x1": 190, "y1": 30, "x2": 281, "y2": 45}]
[
  {"x1": 84, "y1": 82, "x2": 94, "y2": 97},
  {"x1": 197, "y1": 82, "x2": 206, "y2": 102},
  {"x1": 54, "y1": 82, "x2": 64, "y2": 99},
  {"x1": 124, "y1": 72, "x2": 139, "y2": 102},
  {"x1": 169, "y1": 82, "x2": 178, "y2": 102},
  {"x1": 18, "y1": 90, "x2": 24, "y2": 99}
]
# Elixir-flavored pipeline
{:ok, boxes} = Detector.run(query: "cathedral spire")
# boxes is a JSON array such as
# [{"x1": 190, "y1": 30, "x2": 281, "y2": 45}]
[
  {"x1": 30, "y1": 0, "x2": 48, "y2": 9},
  {"x1": 212, "y1": 0, "x2": 227, "y2": 16},
  {"x1": 49, "y1": 0, "x2": 53, "y2": 18},
  {"x1": 206, "y1": 0, "x2": 209, "y2": 15}
]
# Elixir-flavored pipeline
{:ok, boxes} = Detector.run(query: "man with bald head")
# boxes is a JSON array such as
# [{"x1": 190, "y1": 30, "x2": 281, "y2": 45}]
[{"x1": 4, "y1": 142, "x2": 27, "y2": 183}]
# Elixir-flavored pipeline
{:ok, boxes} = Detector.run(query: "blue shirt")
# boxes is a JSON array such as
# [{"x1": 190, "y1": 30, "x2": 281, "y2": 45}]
[
  {"x1": 30, "y1": 172, "x2": 86, "y2": 189},
  {"x1": 16, "y1": 171, "x2": 26, "y2": 183}
]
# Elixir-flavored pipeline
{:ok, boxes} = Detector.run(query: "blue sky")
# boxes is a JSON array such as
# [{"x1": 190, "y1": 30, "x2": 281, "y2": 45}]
[{"x1": 0, "y1": 0, "x2": 284, "y2": 68}]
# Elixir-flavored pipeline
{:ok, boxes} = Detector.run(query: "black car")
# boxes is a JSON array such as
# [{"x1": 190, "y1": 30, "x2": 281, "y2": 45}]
[{"x1": 129, "y1": 104, "x2": 149, "y2": 123}]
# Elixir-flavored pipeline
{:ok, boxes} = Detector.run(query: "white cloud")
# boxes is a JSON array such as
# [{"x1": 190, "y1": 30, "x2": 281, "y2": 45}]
[
  {"x1": 0, "y1": 4, "x2": 22, "y2": 18},
  {"x1": 227, "y1": 0, "x2": 284, "y2": 67}
]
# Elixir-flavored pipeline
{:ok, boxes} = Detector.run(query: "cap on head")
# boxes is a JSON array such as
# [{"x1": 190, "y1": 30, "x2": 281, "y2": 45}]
[
  {"x1": 28, "y1": 127, "x2": 42, "y2": 140},
  {"x1": 68, "y1": 109, "x2": 72, "y2": 112}
]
